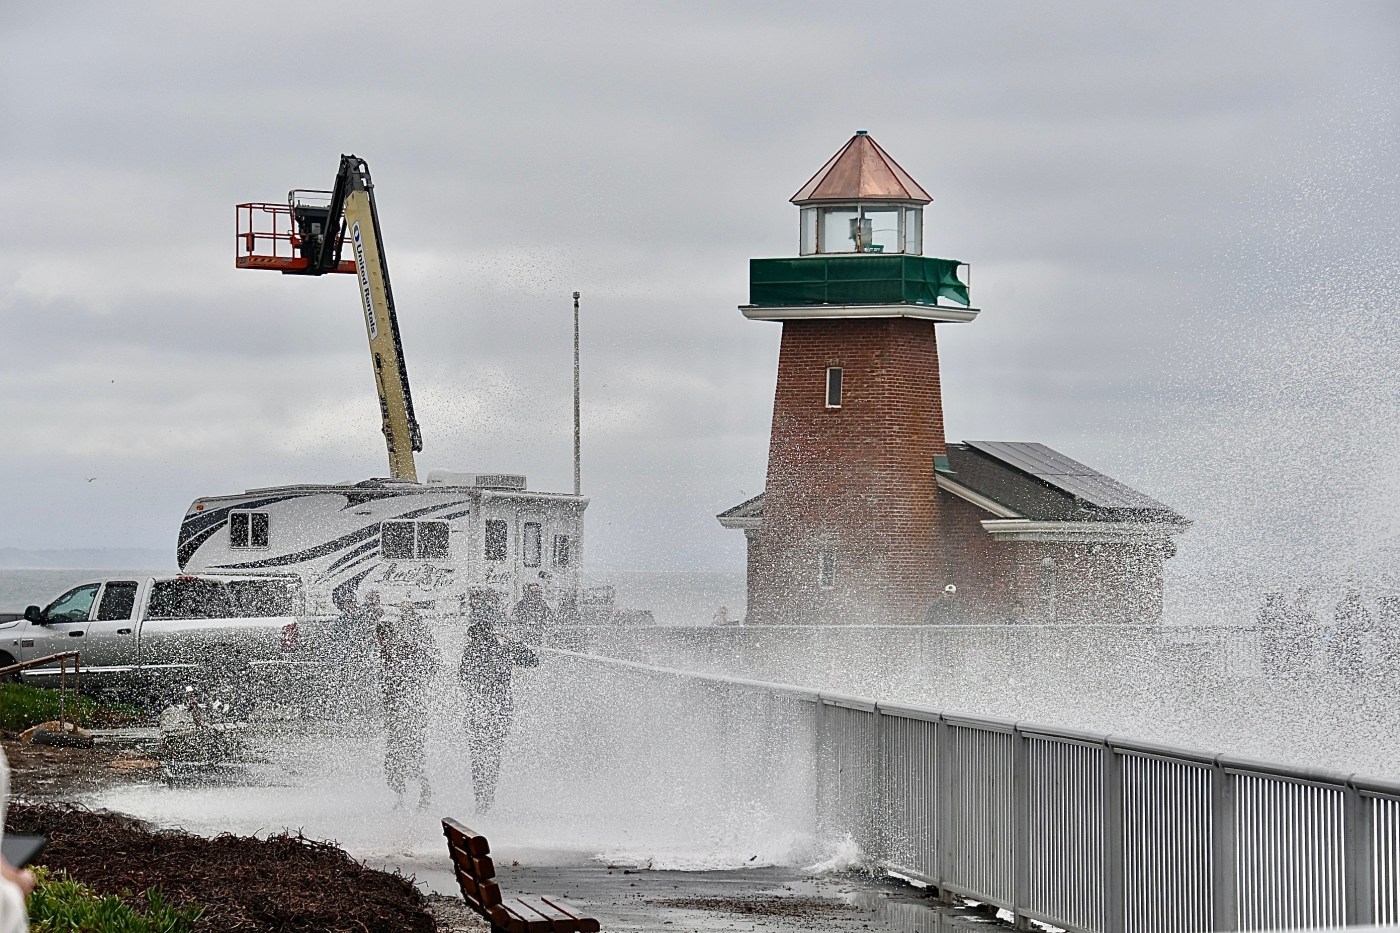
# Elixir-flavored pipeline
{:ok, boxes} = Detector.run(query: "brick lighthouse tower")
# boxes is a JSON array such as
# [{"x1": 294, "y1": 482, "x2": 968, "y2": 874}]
[{"x1": 728, "y1": 131, "x2": 977, "y2": 624}]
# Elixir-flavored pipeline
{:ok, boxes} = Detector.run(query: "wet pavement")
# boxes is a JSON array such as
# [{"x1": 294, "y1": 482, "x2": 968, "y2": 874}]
[{"x1": 379, "y1": 848, "x2": 1012, "y2": 932}]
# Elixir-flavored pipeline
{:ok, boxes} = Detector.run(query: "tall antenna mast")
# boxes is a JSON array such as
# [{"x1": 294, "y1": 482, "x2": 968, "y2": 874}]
[{"x1": 573, "y1": 290, "x2": 581, "y2": 497}]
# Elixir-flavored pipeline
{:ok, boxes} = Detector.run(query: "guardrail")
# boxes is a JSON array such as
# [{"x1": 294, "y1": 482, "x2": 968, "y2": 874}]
[{"x1": 543, "y1": 647, "x2": 1400, "y2": 932}]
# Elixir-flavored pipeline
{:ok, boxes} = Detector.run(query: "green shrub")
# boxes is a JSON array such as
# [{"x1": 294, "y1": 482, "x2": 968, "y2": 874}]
[
  {"x1": 0, "y1": 683, "x2": 142, "y2": 732},
  {"x1": 27, "y1": 867, "x2": 203, "y2": 933}
]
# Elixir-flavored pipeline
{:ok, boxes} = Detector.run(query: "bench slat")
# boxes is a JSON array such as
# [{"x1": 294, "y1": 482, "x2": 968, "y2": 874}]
[
  {"x1": 499, "y1": 901, "x2": 553, "y2": 933},
  {"x1": 515, "y1": 895, "x2": 599, "y2": 932},
  {"x1": 539, "y1": 897, "x2": 601, "y2": 933},
  {"x1": 444, "y1": 817, "x2": 493, "y2": 856}
]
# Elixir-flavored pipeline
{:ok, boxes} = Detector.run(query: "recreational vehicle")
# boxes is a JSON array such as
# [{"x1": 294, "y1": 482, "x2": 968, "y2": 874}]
[{"x1": 178, "y1": 471, "x2": 587, "y2": 622}]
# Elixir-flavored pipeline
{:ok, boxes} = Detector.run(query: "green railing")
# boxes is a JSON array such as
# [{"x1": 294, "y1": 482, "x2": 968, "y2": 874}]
[{"x1": 749, "y1": 254, "x2": 970, "y2": 308}]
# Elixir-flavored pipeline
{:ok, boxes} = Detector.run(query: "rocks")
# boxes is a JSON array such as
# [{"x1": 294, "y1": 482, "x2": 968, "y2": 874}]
[{"x1": 19, "y1": 720, "x2": 94, "y2": 748}]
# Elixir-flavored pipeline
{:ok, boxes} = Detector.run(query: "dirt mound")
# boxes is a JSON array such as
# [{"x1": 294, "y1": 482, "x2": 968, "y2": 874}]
[{"x1": 8, "y1": 802, "x2": 434, "y2": 932}]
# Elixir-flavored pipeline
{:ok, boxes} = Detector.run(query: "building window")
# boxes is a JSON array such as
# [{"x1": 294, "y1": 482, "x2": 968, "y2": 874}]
[
  {"x1": 381, "y1": 520, "x2": 450, "y2": 560},
  {"x1": 553, "y1": 534, "x2": 572, "y2": 568},
  {"x1": 522, "y1": 522, "x2": 542, "y2": 568},
  {"x1": 230, "y1": 511, "x2": 270, "y2": 549},
  {"x1": 484, "y1": 519, "x2": 508, "y2": 561},
  {"x1": 818, "y1": 550, "x2": 836, "y2": 589},
  {"x1": 825, "y1": 367, "x2": 843, "y2": 408}
]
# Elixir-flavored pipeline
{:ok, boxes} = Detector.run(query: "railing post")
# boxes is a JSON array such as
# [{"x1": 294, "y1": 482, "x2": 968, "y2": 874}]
[
  {"x1": 935, "y1": 716, "x2": 955, "y2": 904},
  {"x1": 1344, "y1": 783, "x2": 1374, "y2": 926},
  {"x1": 1103, "y1": 742, "x2": 1125, "y2": 933},
  {"x1": 1012, "y1": 726, "x2": 1031, "y2": 930},
  {"x1": 871, "y1": 704, "x2": 886, "y2": 865},
  {"x1": 1211, "y1": 761, "x2": 1237, "y2": 932},
  {"x1": 814, "y1": 699, "x2": 827, "y2": 840}
]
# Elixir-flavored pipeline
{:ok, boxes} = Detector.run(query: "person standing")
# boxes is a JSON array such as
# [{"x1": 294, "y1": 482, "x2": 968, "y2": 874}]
[
  {"x1": 376, "y1": 604, "x2": 441, "y2": 809},
  {"x1": 1257, "y1": 592, "x2": 1289, "y2": 675},
  {"x1": 510, "y1": 583, "x2": 554, "y2": 640},
  {"x1": 1332, "y1": 587, "x2": 1372, "y2": 679},
  {"x1": 460, "y1": 590, "x2": 539, "y2": 812}
]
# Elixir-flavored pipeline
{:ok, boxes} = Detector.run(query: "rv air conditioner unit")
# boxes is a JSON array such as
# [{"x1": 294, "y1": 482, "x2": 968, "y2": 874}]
[{"x1": 426, "y1": 470, "x2": 528, "y2": 490}]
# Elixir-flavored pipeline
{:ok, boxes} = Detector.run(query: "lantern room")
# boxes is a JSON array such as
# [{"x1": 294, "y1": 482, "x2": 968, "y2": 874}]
[
  {"x1": 793, "y1": 130, "x2": 931, "y2": 256},
  {"x1": 743, "y1": 130, "x2": 976, "y2": 323}
]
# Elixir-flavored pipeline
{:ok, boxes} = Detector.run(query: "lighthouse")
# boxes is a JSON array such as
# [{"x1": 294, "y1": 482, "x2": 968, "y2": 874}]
[{"x1": 721, "y1": 132, "x2": 1188, "y2": 625}]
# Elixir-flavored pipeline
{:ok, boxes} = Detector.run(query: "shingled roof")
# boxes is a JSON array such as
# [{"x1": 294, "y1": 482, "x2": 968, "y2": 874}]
[
  {"x1": 790, "y1": 131, "x2": 932, "y2": 205},
  {"x1": 719, "y1": 441, "x2": 1187, "y2": 530}
]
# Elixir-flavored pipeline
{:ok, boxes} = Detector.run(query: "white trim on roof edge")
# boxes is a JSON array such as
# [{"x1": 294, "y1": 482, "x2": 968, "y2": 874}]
[
  {"x1": 740, "y1": 303, "x2": 980, "y2": 324},
  {"x1": 980, "y1": 519, "x2": 1188, "y2": 543},
  {"x1": 934, "y1": 475, "x2": 1023, "y2": 518}
]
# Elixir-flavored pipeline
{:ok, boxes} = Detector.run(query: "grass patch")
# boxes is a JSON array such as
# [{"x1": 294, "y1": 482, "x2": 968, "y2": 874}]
[
  {"x1": 27, "y1": 866, "x2": 203, "y2": 933},
  {"x1": 0, "y1": 683, "x2": 142, "y2": 732}
]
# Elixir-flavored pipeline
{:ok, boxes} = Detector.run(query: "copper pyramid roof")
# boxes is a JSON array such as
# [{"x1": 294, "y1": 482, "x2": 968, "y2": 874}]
[{"x1": 791, "y1": 132, "x2": 932, "y2": 205}]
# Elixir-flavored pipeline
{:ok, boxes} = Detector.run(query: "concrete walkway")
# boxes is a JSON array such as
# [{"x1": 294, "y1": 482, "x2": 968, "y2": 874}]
[{"x1": 377, "y1": 849, "x2": 1010, "y2": 933}]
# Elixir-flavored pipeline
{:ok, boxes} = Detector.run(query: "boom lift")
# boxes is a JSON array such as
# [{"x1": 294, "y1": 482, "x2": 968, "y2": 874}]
[{"x1": 236, "y1": 155, "x2": 423, "y2": 482}]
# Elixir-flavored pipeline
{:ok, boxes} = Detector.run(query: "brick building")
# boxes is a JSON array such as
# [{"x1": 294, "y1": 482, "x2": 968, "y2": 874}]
[{"x1": 719, "y1": 132, "x2": 1187, "y2": 625}]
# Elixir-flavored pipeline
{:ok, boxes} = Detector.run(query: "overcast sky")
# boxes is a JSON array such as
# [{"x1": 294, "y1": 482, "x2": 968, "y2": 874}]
[{"x1": 2, "y1": 3, "x2": 1397, "y2": 614}]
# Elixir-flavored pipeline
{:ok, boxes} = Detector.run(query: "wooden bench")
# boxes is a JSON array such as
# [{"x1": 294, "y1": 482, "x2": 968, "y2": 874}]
[{"x1": 442, "y1": 818, "x2": 601, "y2": 933}]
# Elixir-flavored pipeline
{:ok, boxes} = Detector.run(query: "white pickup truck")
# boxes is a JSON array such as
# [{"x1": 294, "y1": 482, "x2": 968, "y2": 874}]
[{"x1": 0, "y1": 573, "x2": 330, "y2": 696}]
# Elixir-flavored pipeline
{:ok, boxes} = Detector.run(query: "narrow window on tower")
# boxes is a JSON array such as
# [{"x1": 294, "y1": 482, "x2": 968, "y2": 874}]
[
  {"x1": 825, "y1": 367, "x2": 843, "y2": 408},
  {"x1": 818, "y1": 550, "x2": 836, "y2": 589}
]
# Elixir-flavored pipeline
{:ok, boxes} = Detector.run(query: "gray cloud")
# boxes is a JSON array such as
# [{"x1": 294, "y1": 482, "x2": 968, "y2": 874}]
[{"x1": 1, "y1": 2, "x2": 1396, "y2": 607}]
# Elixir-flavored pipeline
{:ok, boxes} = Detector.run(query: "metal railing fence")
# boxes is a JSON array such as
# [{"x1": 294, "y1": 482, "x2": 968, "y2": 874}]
[{"x1": 544, "y1": 648, "x2": 1400, "y2": 933}]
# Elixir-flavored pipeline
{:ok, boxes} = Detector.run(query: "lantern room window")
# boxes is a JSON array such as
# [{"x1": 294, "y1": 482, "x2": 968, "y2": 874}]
[{"x1": 800, "y1": 204, "x2": 923, "y2": 256}]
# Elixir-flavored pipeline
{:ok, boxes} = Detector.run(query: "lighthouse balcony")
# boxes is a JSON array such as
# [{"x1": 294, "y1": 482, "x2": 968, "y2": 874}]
[{"x1": 742, "y1": 255, "x2": 978, "y2": 323}]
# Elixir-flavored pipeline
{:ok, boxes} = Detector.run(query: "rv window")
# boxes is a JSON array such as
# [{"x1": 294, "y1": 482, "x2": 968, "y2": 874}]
[
  {"x1": 553, "y1": 534, "x2": 571, "y2": 568},
  {"x1": 96, "y1": 581, "x2": 139, "y2": 621},
  {"x1": 228, "y1": 579, "x2": 301, "y2": 617},
  {"x1": 523, "y1": 522, "x2": 542, "y2": 568},
  {"x1": 485, "y1": 520, "x2": 508, "y2": 561},
  {"x1": 383, "y1": 520, "x2": 449, "y2": 560},
  {"x1": 417, "y1": 521, "x2": 449, "y2": 559},
  {"x1": 230, "y1": 511, "x2": 270, "y2": 549},
  {"x1": 381, "y1": 521, "x2": 415, "y2": 559},
  {"x1": 147, "y1": 579, "x2": 235, "y2": 620}
]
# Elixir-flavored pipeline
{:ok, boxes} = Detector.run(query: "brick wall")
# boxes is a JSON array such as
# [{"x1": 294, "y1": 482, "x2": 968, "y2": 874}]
[
  {"x1": 748, "y1": 317, "x2": 951, "y2": 624},
  {"x1": 742, "y1": 317, "x2": 1168, "y2": 625}
]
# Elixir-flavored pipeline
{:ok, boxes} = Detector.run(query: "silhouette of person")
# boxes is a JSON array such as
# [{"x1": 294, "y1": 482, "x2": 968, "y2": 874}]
[
  {"x1": 510, "y1": 583, "x2": 554, "y2": 637},
  {"x1": 460, "y1": 590, "x2": 539, "y2": 812},
  {"x1": 1331, "y1": 587, "x2": 1372, "y2": 678},
  {"x1": 376, "y1": 604, "x2": 441, "y2": 809},
  {"x1": 1258, "y1": 592, "x2": 1289, "y2": 675}
]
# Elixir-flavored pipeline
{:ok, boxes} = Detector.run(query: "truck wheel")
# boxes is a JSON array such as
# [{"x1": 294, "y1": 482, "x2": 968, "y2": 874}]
[{"x1": 0, "y1": 652, "x2": 18, "y2": 683}]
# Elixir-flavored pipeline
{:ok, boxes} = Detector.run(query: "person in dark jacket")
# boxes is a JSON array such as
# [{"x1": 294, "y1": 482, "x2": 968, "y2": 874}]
[
  {"x1": 376, "y1": 604, "x2": 441, "y2": 809},
  {"x1": 459, "y1": 590, "x2": 539, "y2": 812}
]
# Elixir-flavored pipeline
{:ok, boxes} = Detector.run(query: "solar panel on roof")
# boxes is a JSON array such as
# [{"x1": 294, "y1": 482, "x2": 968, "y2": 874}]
[{"x1": 964, "y1": 441, "x2": 1174, "y2": 512}]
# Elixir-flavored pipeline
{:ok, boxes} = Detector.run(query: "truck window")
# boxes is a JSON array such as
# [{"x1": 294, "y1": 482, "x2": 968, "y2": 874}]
[
  {"x1": 523, "y1": 522, "x2": 542, "y2": 568},
  {"x1": 553, "y1": 534, "x2": 571, "y2": 568},
  {"x1": 485, "y1": 519, "x2": 508, "y2": 561},
  {"x1": 45, "y1": 584, "x2": 100, "y2": 623},
  {"x1": 230, "y1": 511, "x2": 270, "y2": 549},
  {"x1": 147, "y1": 579, "x2": 235, "y2": 620},
  {"x1": 227, "y1": 579, "x2": 301, "y2": 617},
  {"x1": 96, "y1": 581, "x2": 139, "y2": 621}
]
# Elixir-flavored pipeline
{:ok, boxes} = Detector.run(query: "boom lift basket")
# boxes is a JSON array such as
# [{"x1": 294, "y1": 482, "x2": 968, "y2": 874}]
[{"x1": 236, "y1": 196, "x2": 356, "y2": 275}]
